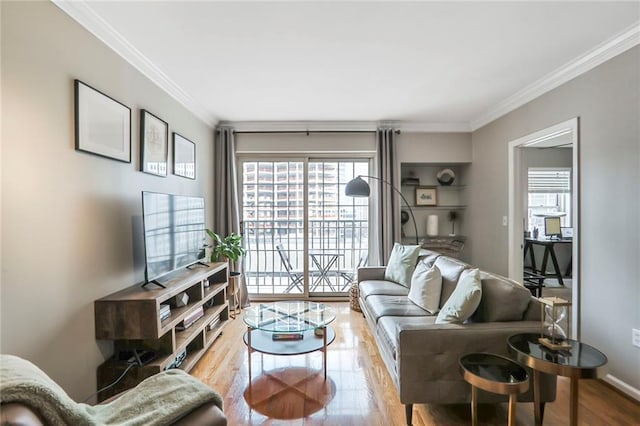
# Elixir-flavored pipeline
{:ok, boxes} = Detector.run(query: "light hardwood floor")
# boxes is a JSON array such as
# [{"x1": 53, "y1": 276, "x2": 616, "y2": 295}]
[{"x1": 191, "y1": 303, "x2": 640, "y2": 425}]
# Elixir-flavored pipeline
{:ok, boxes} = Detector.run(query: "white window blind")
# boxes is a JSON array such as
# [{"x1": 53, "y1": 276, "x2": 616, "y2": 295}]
[{"x1": 528, "y1": 169, "x2": 571, "y2": 193}]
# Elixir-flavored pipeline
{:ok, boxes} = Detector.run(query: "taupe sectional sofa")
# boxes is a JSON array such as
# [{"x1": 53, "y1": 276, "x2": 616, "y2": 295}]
[{"x1": 357, "y1": 250, "x2": 557, "y2": 425}]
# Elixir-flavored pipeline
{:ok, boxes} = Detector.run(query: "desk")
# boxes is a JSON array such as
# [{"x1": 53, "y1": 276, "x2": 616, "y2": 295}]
[
  {"x1": 523, "y1": 238, "x2": 572, "y2": 286},
  {"x1": 309, "y1": 251, "x2": 343, "y2": 292}
]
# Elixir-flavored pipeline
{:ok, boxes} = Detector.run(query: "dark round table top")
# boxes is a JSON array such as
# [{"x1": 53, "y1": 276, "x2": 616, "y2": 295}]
[
  {"x1": 459, "y1": 353, "x2": 529, "y2": 395},
  {"x1": 508, "y1": 333, "x2": 608, "y2": 379}
]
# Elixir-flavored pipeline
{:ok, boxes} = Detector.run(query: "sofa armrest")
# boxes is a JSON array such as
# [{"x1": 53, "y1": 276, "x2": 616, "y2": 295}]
[
  {"x1": 357, "y1": 266, "x2": 386, "y2": 282},
  {"x1": 0, "y1": 403, "x2": 45, "y2": 426},
  {"x1": 523, "y1": 296, "x2": 543, "y2": 321}
]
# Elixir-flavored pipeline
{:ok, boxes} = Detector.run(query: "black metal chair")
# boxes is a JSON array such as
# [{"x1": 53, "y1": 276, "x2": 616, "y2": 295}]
[
  {"x1": 339, "y1": 252, "x2": 368, "y2": 291},
  {"x1": 275, "y1": 243, "x2": 304, "y2": 293}
]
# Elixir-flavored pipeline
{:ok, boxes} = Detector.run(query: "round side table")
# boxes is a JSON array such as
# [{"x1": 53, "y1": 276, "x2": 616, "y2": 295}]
[
  {"x1": 459, "y1": 353, "x2": 529, "y2": 426},
  {"x1": 508, "y1": 333, "x2": 608, "y2": 426}
]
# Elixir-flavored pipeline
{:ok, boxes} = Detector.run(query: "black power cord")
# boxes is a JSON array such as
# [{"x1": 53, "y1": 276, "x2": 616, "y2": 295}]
[{"x1": 81, "y1": 359, "x2": 137, "y2": 403}]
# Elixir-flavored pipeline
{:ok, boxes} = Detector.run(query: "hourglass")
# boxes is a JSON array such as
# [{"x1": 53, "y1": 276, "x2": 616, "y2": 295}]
[{"x1": 538, "y1": 296, "x2": 572, "y2": 350}]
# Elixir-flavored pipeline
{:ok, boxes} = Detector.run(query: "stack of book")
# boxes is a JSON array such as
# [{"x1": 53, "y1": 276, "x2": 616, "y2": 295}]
[
  {"x1": 177, "y1": 306, "x2": 204, "y2": 330},
  {"x1": 208, "y1": 315, "x2": 220, "y2": 331},
  {"x1": 159, "y1": 304, "x2": 171, "y2": 322}
]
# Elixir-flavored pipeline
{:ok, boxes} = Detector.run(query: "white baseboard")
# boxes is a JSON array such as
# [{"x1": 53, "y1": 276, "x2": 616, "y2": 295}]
[{"x1": 603, "y1": 374, "x2": 640, "y2": 401}]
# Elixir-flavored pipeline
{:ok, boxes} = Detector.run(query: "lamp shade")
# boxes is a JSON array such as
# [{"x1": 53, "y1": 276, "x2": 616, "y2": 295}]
[{"x1": 345, "y1": 176, "x2": 370, "y2": 197}]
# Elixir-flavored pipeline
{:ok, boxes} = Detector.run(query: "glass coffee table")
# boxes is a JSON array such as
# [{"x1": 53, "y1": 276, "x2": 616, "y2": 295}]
[{"x1": 243, "y1": 301, "x2": 336, "y2": 381}]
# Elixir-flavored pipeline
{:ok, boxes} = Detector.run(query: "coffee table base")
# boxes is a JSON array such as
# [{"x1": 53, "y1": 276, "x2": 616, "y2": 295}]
[{"x1": 244, "y1": 326, "x2": 336, "y2": 383}]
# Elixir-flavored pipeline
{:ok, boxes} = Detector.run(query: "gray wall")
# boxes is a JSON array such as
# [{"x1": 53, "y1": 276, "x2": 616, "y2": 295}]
[
  {"x1": 470, "y1": 46, "x2": 639, "y2": 390},
  {"x1": 1, "y1": 2, "x2": 214, "y2": 399}
]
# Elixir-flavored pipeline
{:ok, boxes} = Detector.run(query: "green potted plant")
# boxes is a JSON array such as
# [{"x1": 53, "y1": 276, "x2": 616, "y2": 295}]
[{"x1": 205, "y1": 229, "x2": 246, "y2": 265}]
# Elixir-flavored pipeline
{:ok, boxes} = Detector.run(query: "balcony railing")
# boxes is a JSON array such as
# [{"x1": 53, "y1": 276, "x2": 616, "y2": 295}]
[{"x1": 242, "y1": 219, "x2": 368, "y2": 295}]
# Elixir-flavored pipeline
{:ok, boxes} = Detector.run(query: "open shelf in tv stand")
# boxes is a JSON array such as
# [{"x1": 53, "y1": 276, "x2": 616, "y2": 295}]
[{"x1": 94, "y1": 262, "x2": 229, "y2": 401}]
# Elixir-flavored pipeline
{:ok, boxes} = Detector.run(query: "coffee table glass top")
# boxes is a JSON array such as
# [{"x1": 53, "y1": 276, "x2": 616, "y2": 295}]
[
  {"x1": 459, "y1": 353, "x2": 528, "y2": 385},
  {"x1": 508, "y1": 333, "x2": 608, "y2": 370},
  {"x1": 243, "y1": 301, "x2": 336, "y2": 332}
]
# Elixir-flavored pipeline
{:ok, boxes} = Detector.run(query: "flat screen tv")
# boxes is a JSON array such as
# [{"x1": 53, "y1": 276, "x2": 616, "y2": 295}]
[{"x1": 142, "y1": 191, "x2": 206, "y2": 286}]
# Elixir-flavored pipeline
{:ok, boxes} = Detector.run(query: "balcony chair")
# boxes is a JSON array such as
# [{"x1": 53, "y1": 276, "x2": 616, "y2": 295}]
[
  {"x1": 339, "y1": 252, "x2": 368, "y2": 291},
  {"x1": 275, "y1": 243, "x2": 304, "y2": 293}
]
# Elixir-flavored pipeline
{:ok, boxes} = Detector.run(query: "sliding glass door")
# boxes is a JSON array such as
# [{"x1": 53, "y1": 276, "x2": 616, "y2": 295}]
[{"x1": 241, "y1": 158, "x2": 369, "y2": 297}]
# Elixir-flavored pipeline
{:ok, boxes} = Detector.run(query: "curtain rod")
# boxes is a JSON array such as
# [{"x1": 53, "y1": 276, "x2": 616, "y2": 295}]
[{"x1": 221, "y1": 129, "x2": 401, "y2": 135}]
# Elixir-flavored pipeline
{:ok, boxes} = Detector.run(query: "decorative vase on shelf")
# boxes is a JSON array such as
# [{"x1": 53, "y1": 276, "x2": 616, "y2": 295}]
[
  {"x1": 436, "y1": 168, "x2": 456, "y2": 186},
  {"x1": 427, "y1": 215, "x2": 439, "y2": 237},
  {"x1": 448, "y1": 211, "x2": 458, "y2": 236}
]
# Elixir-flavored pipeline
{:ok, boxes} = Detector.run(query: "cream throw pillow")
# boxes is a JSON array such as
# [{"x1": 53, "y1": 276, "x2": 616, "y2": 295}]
[
  {"x1": 408, "y1": 263, "x2": 442, "y2": 314},
  {"x1": 435, "y1": 268, "x2": 482, "y2": 324},
  {"x1": 384, "y1": 243, "x2": 421, "y2": 288}
]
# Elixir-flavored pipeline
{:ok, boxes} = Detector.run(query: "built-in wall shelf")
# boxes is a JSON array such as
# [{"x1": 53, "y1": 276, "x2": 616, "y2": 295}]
[{"x1": 401, "y1": 163, "x2": 470, "y2": 261}]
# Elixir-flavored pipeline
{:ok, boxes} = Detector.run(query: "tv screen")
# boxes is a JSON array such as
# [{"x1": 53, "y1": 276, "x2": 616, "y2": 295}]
[{"x1": 142, "y1": 192, "x2": 206, "y2": 283}]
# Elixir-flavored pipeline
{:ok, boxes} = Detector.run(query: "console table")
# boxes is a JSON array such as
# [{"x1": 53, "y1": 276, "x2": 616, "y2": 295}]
[{"x1": 94, "y1": 262, "x2": 230, "y2": 400}]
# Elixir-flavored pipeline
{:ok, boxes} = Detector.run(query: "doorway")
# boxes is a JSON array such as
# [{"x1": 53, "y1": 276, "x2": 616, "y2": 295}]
[{"x1": 508, "y1": 118, "x2": 580, "y2": 338}]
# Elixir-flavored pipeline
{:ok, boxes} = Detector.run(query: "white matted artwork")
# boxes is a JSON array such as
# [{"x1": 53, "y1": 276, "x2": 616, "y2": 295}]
[
  {"x1": 74, "y1": 80, "x2": 131, "y2": 162},
  {"x1": 416, "y1": 187, "x2": 438, "y2": 206},
  {"x1": 173, "y1": 133, "x2": 196, "y2": 179},
  {"x1": 140, "y1": 109, "x2": 168, "y2": 176}
]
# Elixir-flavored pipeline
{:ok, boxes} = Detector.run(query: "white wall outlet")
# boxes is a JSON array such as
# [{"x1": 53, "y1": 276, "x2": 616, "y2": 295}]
[
  {"x1": 502, "y1": 216, "x2": 508, "y2": 227},
  {"x1": 633, "y1": 328, "x2": 640, "y2": 348}
]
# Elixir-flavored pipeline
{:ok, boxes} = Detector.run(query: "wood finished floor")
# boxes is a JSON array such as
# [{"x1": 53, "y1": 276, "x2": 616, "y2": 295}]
[{"x1": 191, "y1": 303, "x2": 640, "y2": 425}]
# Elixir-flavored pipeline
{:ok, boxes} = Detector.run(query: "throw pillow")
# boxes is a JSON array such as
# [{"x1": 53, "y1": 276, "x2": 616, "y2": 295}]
[
  {"x1": 384, "y1": 243, "x2": 421, "y2": 288},
  {"x1": 435, "y1": 268, "x2": 482, "y2": 324},
  {"x1": 408, "y1": 263, "x2": 442, "y2": 314}
]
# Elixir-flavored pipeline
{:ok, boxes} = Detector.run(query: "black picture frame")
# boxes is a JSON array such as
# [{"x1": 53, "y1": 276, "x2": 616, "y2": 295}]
[
  {"x1": 173, "y1": 133, "x2": 196, "y2": 180},
  {"x1": 74, "y1": 80, "x2": 131, "y2": 163},
  {"x1": 140, "y1": 109, "x2": 168, "y2": 177}
]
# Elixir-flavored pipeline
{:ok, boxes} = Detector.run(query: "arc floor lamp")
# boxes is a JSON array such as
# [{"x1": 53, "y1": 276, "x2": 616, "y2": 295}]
[{"x1": 345, "y1": 175, "x2": 419, "y2": 245}]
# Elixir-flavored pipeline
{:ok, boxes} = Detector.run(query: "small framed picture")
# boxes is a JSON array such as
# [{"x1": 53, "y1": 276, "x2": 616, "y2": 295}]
[
  {"x1": 140, "y1": 109, "x2": 168, "y2": 176},
  {"x1": 173, "y1": 133, "x2": 196, "y2": 180},
  {"x1": 74, "y1": 80, "x2": 131, "y2": 162},
  {"x1": 416, "y1": 187, "x2": 438, "y2": 206}
]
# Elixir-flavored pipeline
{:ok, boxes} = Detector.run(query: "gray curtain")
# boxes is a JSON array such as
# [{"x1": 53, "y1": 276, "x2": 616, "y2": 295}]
[
  {"x1": 377, "y1": 127, "x2": 400, "y2": 263},
  {"x1": 214, "y1": 127, "x2": 249, "y2": 307}
]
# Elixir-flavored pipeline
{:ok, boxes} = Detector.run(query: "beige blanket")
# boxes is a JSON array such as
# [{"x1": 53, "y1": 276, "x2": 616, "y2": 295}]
[{"x1": 0, "y1": 354, "x2": 223, "y2": 426}]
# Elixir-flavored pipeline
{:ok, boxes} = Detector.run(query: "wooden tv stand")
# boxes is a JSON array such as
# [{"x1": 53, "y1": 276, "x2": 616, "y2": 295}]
[{"x1": 94, "y1": 262, "x2": 229, "y2": 401}]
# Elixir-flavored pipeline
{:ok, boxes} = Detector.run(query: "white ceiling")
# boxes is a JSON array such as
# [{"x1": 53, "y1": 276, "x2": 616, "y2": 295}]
[{"x1": 57, "y1": 1, "x2": 640, "y2": 130}]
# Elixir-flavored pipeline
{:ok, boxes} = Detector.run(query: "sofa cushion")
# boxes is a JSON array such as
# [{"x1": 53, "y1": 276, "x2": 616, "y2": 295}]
[
  {"x1": 434, "y1": 256, "x2": 471, "y2": 307},
  {"x1": 436, "y1": 268, "x2": 482, "y2": 324},
  {"x1": 416, "y1": 249, "x2": 440, "y2": 268},
  {"x1": 384, "y1": 243, "x2": 421, "y2": 288},
  {"x1": 408, "y1": 263, "x2": 442, "y2": 314},
  {"x1": 377, "y1": 316, "x2": 439, "y2": 361},
  {"x1": 472, "y1": 271, "x2": 533, "y2": 322},
  {"x1": 365, "y1": 295, "x2": 431, "y2": 323},
  {"x1": 359, "y1": 280, "x2": 410, "y2": 300}
]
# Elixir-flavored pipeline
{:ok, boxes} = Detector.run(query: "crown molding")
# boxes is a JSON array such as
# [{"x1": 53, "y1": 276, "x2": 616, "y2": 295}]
[
  {"x1": 471, "y1": 21, "x2": 640, "y2": 131},
  {"x1": 53, "y1": 1, "x2": 638, "y2": 133},
  {"x1": 223, "y1": 121, "x2": 470, "y2": 133},
  {"x1": 52, "y1": 0, "x2": 217, "y2": 127}
]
